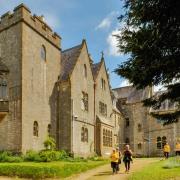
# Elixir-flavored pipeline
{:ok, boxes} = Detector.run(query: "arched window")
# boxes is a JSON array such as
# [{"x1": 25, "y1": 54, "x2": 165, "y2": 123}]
[
  {"x1": 126, "y1": 118, "x2": 130, "y2": 127},
  {"x1": 0, "y1": 77, "x2": 7, "y2": 99},
  {"x1": 125, "y1": 137, "x2": 130, "y2": 144},
  {"x1": 84, "y1": 128, "x2": 88, "y2": 142},
  {"x1": 47, "y1": 124, "x2": 51, "y2": 135},
  {"x1": 83, "y1": 64, "x2": 87, "y2": 78},
  {"x1": 81, "y1": 127, "x2": 85, "y2": 142},
  {"x1": 41, "y1": 45, "x2": 46, "y2": 61},
  {"x1": 138, "y1": 143, "x2": 142, "y2": 149},
  {"x1": 157, "y1": 137, "x2": 161, "y2": 149},
  {"x1": 33, "y1": 121, "x2": 39, "y2": 137},
  {"x1": 138, "y1": 124, "x2": 142, "y2": 132},
  {"x1": 81, "y1": 127, "x2": 88, "y2": 142},
  {"x1": 162, "y1": 136, "x2": 167, "y2": 148}
]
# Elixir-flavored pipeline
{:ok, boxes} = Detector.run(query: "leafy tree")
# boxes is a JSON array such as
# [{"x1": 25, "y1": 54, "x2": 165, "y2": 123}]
[{"x1": 115, "y1": 0, "x2": 180, "y2": 124}]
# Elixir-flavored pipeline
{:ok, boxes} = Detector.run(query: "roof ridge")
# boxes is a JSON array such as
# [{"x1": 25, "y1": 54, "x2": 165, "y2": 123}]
[{"x1": 62, "y1": 44, "x2": 82, "y2": 53}]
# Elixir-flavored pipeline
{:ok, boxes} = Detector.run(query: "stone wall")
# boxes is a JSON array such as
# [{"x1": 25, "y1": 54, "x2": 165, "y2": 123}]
[
  {"x1": 70, "y1": 43, "x2": 95, "y2": 156},
  {"x1": 58, "y1": 81, "x2": 72, "y2": 152},
  {"x1": 21, "y1": 20, "x2": 60, "y2": 152},
  {"x1": 0, "y1": 21, "x2": 22, "y2": 151}
]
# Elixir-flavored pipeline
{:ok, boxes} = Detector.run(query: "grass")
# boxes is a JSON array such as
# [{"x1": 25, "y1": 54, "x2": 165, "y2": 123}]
[
  {"x1": 0, "y1": 160, "x2": 108, "y2": 179},
  {"x1": 129, "y1": 157, "x2": 180, "y2": 180}
]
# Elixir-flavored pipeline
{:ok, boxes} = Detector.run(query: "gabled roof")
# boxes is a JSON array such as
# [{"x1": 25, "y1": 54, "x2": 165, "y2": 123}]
[
  {"x1": 60, "y1": 43, "x2": 82, "y2": 81},
  {"x1": 91, "y1": 61, "x2": 102, "y2": 80},
  {"x1": 112, "y1": 86, "x2": 150, "y2": 103}
]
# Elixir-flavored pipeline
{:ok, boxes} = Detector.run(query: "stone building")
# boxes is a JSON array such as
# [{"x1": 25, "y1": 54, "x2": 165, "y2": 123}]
[
  {"x1": 113, "y1": 86, "x2": 180, "y2": 156},
  {"x1": 58, "y1": 40, "x2": 95, "y2": 157},
  {"x1": 91, "y1": 57, "x2": 114, "y2": 156},
  {"x1": 0, "y1": 4, "x2": 118, "y2": 157},
  {"x1": 0, "y1": 4, "x2": 61, "y2": 152},
  {"x1": 1, "y1": 4, "x2": 178, "y2": 157}
]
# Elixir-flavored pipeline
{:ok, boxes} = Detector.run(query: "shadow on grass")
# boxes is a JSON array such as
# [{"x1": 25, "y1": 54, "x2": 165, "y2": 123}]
[{"x1": 93, "y1": 171, "x2": 127, "y2": 176}]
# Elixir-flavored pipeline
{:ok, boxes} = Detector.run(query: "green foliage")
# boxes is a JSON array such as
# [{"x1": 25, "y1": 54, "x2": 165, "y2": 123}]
[
  {"x1": 43, "y1": 136, "x2": 56, "y2": 150},
  {"x1": 0, "y1": 151, "x2": 23, "y2": 163},
  {"x1": 24, "y1": 150, "x2": 69, "y2": 162},
  {"x1": 116, "y1": 0, "x2": 180, "y2": 123},
  {"x1": 24, "y1": 150, "x2": 42, "y2": 162},
  {"x1": 39, "y1": 150, "x2": 68, "y2": 162},
  {"x1": 0, "y1": 160, "x2": 108, "y2": 179}
]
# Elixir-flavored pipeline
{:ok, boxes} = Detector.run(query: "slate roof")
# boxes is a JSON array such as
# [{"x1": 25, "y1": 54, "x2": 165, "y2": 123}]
[
  {"x1": 60, "y1": 44, "x2": 82, "y2": 81},
  {"x1": 91, "y1": 61, "x2": 102, "y2": 80},
  {"x1": 112, "y1": 86, "x2": 150, "y2": 103}
]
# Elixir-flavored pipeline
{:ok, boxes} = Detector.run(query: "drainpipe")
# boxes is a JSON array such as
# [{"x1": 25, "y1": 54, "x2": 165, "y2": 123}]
[
  {"x1": 71, "y1": 98, "x2": 74, "y2": 155},
  {"x1": 94, "y1": 82, "x2": 96, "y2": 153}
]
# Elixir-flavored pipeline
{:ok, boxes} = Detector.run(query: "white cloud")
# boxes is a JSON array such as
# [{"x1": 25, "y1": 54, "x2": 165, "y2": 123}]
[
  {"x1": 43, "y1": 13, "x2": 60, "y2": 30},
  {"x1": 96, "y1": 11, "x2": 118, "y2": 30},
  {"x1": 106, "y1": 28, "x2": 121, "y2": 56},
  {"x1": 119, "y1": 79, "x2": 132, "y2": 87},
  {"x1": 96, "y1": 18, "x2": 111, "y2": 30}
]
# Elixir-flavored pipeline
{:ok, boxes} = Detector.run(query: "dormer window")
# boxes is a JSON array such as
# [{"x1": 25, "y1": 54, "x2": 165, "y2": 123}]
[{"x1": 41, "y1": 45, "x2": 46, "y2": 61}]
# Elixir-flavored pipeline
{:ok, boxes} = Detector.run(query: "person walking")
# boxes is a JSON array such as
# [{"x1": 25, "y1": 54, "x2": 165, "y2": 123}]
[
  {"x1": 116, "y1": 147, "x2": 122, "y2": 172},
  {"x1": 163, "y1": 142, "x2": 171, "y2": 159},
  {"x1": 123, "y1": 144, "x2": 133, "y2": 173},
  {"x1": 110, "y1": 149, "x2": 119, "y2": 174},
  {"x1": 175, "y1": 142, "x2": 180, "y2": 156}
]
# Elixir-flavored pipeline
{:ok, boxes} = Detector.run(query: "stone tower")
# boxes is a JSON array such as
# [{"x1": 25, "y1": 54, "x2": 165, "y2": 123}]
[{"x1": 0, "y1": 4, "x2": 61, "y2": 152}]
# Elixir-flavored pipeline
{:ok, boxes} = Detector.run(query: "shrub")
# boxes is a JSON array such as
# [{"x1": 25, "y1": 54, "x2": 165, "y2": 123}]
[
  {"x1": 43, "y1": 137, "x2": 56, "y2": 150},
  {"x1": 39, "y1": 150, "x2": 58, "y2": 162},
  {"x1": 39, "y1": 150, "x2": 69, "y2": 162},
  {"x1": 0, "y1": 151, "x2": 23, "y2": 163},
  {"x1": 24, "y1": 150, "x2": 41, "y2": 162}
]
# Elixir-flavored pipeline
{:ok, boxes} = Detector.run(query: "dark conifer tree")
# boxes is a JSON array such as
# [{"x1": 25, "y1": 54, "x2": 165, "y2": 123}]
[{"x1": 116, "y1": 0, "x2": 180, "y2": 124}]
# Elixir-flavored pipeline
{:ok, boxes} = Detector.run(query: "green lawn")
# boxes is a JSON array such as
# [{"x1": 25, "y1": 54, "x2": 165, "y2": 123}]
[
  {"x1": 0, "y1": 160, "x2": 108, "y2": 179},
  {"x1": 129, "y1": 157, "x2": 180, "y2": 180}
]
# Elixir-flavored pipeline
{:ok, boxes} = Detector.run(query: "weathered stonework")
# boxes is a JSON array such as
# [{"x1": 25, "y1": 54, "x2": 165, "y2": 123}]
[{"x1": 113, "y1": 86, "x2": 180, "y2": 157}]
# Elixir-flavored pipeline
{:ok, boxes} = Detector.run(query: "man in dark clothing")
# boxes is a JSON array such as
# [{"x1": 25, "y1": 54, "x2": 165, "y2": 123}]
[{"x1": 123, "y1": 144, "x2": 133, "y2": 173}]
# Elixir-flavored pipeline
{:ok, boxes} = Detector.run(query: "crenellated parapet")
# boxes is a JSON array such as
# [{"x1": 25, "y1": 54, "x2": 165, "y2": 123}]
[{"x1": 0, "y1": 3, "x2": 61, "y2": 49}]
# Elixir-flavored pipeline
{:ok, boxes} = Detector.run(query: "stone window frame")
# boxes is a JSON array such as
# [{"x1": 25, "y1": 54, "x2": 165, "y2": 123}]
[
  {"x1": 41, "y1": 45, "x2": 46, "y2": 61},
  {"x1": 157, "y1": 136, "x2": 167, "y2": 149},
  {"x1": 47, "y1": 124, "x2": 51, "y2": 136},
  {"x1": 0, "y1": 77, "x2": 7, "y2": 100},
  {"x1": 157, "y1": 136, "x2": 162, "y2": 149},
  {"x1": 81, "y1": 126, "x2": 88, "y2": 143},
  {"x1": 103, "y1": 128, "x2": 112, "y2": 147},
  {"x1": 101, "y1": 78, "x2": 106, "y2": 90},
  {"x1": 81, "y1": 91, "x2": 88, "y2": 111},
  {"x1": 125, "y1": 118, "x2": 130, "y2": 127},
  {"x1": 125, "y1": 137, "x2": 130, "y2": 144},
  {"x1": 138, "y1": 123, "x2": 142, "y2": 132},
  {"x1": 83, "y1": 64, "x2": 87, "y2": 78},
  {"x1": 99, "y1": 101, "x2": 107, "y2": 117},
  {"x1": 137, "y1": 143, "x2": 142, "y2": 149},
  {"x1": 33, "y1": 121, "x2": 39, "y2": 137}
]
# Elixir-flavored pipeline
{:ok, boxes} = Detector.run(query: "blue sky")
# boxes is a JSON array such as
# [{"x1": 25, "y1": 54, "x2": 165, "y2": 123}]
[{"x1": 0, "y1": 0, "x2": 129, "y2": 88}]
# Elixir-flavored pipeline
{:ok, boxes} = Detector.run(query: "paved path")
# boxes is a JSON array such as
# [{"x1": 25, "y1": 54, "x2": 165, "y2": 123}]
[{"x1": 66, "y1": 158, "x2": 160, "y2": 180}]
